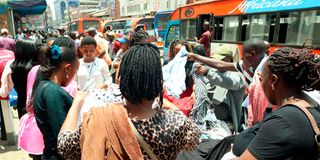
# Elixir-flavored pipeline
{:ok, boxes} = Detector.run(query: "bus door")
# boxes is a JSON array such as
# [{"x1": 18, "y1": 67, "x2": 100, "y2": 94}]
[
  {"x1": 196, "y1": 14, "x2": 214, "y2": 43},
  {"x1": 163, "y1": 20, "x2": 181, "y2": 61}
]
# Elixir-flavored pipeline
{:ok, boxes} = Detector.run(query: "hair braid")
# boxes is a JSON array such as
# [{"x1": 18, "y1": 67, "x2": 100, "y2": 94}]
[
  {"x1": 120, "y1": 43, "x2": 163, "y2": 107},
  {"x1": 268, "y1": 47, "x2": 320, "y2": 91}
]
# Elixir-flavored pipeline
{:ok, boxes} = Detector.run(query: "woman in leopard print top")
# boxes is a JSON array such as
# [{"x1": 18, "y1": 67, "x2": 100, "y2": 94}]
[
  {"x1": 57, "y1": 43, "x2": 199, "y2": 160},
  {"x1": 58, "y1": 108, "x2": 199, "y2": 160}
]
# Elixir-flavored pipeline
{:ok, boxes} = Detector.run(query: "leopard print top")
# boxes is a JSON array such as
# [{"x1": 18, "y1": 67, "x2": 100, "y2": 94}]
[{"x1": 58, "y1": 109, "x2": 199, "y2": 160}]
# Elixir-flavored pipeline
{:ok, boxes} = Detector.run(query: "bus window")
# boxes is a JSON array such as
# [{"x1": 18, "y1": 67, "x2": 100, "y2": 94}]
[
  {"x1": 165, "y1": 25, "x2": 180, "y2": 48},
  {"x1": 213, "y1": 17, "x2": 223, "y2": 40},
  {"x1": 242, "y1": 14, "x2": 276, "y2": 42},
  {"x1": 222, "y1": 16, "x2": 239, "y2": 41},
  {"x1": 196, "y1": 14, "x2": 212, "y2": 39},
  {"x1": 181, "y1": 19, "x2": 197, "y2": 40},
  {"x1": 83, "y1": 20, "x2": 99, "y2": 31},
  {"x1": 279, "y1": 10, "x2": 320, "y2": 45},
  {"x1": 69, "y1": 21, "x2": 79, "y2": 32}
]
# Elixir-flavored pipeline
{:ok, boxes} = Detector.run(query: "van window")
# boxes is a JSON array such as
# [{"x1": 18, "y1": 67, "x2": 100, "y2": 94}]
[{"x1": 181, "y1": 19, "x2": 197, "y2": 40}]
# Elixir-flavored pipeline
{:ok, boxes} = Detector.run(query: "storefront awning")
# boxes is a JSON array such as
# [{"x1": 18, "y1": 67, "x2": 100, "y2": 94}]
[{"x1": 8, "y1": 0, "x2": 47, "y2": 16}]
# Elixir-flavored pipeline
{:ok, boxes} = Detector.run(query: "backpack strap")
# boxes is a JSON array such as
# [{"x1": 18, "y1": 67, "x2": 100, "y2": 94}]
[{"x1": 283, "y1": 100, "x2": 320, "y2": 147}]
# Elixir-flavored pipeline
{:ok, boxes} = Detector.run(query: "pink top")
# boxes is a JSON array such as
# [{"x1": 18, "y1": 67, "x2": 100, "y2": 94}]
[
  {"x1": 0, "y1": 37, "x2": 15, "y2": 51},
  {"x1": 247, "y1": 72, "x2": 276, "y2": 127},
  {"x1": 26, "y1": 65, "x2": 78, "y2": 112},
  {"x1": 19, "y1": 65, "x2": 79, "y2": 155}
]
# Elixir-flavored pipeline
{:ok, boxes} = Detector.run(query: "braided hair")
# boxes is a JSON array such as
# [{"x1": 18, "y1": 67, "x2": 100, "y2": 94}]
[
  {"x1": 268, "y1": 47, "x2": 320, "y2": 91},
  {"x1": 119, "y1": 43, "x2": 163, "y2": 107},
  {"x1": 130, "y1": 30, "x2": 149, "y2": 46}
]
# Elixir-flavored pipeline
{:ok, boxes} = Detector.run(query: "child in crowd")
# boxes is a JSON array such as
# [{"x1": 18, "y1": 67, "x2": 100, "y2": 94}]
[{"x1": 76, "y1": 36, "x2": 112, "y2": 91}]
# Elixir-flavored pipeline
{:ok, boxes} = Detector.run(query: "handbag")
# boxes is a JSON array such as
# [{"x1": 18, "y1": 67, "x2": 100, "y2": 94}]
[
  {"x1": 177, "y1": 135, "x2": 236, "y2": 160},
  {"x1": 8, "y1": 88, "x2": 18, "y2": 107},
  {"x1": 129, "y1": 119, "x2": 158, "y2": 160}
]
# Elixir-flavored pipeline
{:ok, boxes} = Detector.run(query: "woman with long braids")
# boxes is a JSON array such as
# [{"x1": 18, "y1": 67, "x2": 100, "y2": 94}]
[
  {"x1": 32, "y1": 45, "x2": 79, "y2": 160},
  {"x1": 236, "y1": 48, "x2": 320, "y2": 159},
  {"x1": 57, "y1": 43, "x2": 199, "y2": 160}
]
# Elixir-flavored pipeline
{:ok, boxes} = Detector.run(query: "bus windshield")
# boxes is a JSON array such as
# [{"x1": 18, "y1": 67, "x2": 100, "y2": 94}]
[
  {"x1": 156, "y1": 13, "x2": 171, "y2": 30},
  {"x1": 83, "y1": 20, "x2": 99, "y2": 31},
  {"x1": 106, "y1": 21, "x2": 127, "y2": 30},
  {"x1": 137, "y1": 18, "x2": 154, "y2": 30},
  {"x1": 69, "y1": 21, "x2": 79, "y2": 32}
]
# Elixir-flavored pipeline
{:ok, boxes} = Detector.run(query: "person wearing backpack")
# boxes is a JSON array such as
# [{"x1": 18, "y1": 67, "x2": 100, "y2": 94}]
[{"x1": 235, "y1": 48, "x2": 320, "y2": 160}]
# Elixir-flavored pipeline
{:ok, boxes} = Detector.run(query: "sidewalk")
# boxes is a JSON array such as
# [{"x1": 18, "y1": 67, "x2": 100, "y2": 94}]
[{"x1": 0, "y1": 108, "x2": 30, "y2": 160}]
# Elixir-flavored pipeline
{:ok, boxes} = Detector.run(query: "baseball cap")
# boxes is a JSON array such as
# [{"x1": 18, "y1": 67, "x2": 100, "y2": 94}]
[
  {"x1": 117, "y1": 37, "x2": 129, "y2": 44},
  {"x1": 211, "y1": 46, "x2": 233, "y2": 60}
]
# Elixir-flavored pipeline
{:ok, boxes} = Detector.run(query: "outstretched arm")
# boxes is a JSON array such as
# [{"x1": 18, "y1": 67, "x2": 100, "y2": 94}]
[{"x1": 188, "y1": 53, "x2": 237, "y2": 72}]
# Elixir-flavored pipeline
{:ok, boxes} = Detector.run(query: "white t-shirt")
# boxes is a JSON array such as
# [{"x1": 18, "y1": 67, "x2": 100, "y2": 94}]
[{"x1": 76, "y1": 58, "x2": 112, "y2": 91}]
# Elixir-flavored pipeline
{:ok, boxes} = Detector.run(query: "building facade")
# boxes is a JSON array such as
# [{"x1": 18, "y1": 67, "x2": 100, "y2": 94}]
[
  {"x1": 45, "y1": 5, "x2": 54, "y2": 30},
  {"x1": 119, "y1": 0, "x2": 187, "y2": 17},
  {"x1": 53, "y1": 0, "x2": 70, "y2": 27}
]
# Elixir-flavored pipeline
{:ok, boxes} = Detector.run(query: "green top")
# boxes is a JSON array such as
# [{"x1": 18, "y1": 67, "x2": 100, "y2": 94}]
[{"x1": 33, "y1": 80, "x2": 73, "y2": 159}]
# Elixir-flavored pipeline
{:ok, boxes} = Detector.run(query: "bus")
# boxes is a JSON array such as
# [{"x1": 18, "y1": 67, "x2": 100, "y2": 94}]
[
  {"x1": 68, "y1": 18, "x2": 103, "y2": 34},
  {"x1": 163, "y1": 0, "x2": 320, "y2": 61},
  {"x1": 124, "y1": 17, "x2": 155, "y2": 42},
  {"x1": 154, "y1": 10, "x2": 173, "y2": 48}
]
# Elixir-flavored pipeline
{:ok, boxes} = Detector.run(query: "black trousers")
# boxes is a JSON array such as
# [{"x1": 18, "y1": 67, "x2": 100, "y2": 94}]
[{"x1": 0, "y1": 101, "x2": 7, "y2": 140}]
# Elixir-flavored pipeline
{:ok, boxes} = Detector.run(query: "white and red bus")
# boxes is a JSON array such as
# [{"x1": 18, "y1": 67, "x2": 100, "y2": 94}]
[{"x1": 163, "y1": 0, "x2": 320, "y2": 60}]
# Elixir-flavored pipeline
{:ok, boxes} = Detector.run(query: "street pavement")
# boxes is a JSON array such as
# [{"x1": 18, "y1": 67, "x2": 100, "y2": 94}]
[{"x1": 0, "y1": 108, "x2": 30, "y2": 160}]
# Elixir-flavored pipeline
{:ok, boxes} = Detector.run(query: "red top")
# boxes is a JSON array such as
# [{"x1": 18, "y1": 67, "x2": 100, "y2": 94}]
[
  {"x1": 199, "y1": 31, "x2": 211, "y2": 57},
  {"x1": 0, "y1": 48, "x2": 15, "y2": 100}
]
